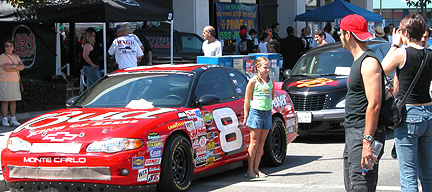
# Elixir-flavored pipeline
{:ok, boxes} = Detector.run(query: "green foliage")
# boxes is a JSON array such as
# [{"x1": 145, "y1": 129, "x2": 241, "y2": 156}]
[
  {"x1": 406, "y1": 0, "x2": 431, "y2": 18},
  {"x1": 17, "y1": 78, "x2": 59, "y2": 112}
]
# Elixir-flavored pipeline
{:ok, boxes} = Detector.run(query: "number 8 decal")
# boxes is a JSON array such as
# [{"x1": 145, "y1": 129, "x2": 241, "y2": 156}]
[{"x1": 213, "y1": 108, "x2": 243, "y2": 153}]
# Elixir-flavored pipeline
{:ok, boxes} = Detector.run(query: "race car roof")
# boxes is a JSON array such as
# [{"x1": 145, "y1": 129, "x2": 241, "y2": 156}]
[{"x1": 113, "y1": 64, "x2": 210, "y2": 73}]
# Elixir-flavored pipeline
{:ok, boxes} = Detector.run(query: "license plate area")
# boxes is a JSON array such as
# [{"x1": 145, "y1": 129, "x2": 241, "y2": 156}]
[{"x1": 297, "y1": 112, "x2": 312, "y2": 123}]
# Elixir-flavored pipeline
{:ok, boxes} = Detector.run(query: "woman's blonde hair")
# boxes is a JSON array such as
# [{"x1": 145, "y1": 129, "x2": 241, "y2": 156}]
[
  {"x1": 82, "y1": 27, "x2": 96, "y2": 47},
  {"x1": 254, "y1": 56, "x2": 270, "y2": 82}
]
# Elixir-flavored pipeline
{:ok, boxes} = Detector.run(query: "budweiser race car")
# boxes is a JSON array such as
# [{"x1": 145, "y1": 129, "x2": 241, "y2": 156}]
[{"x1": 2, "y1": 64, "x2": 297, "y2": 192}]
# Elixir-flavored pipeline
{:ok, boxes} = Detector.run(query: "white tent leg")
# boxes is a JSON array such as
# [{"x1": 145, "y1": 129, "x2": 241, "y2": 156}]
[
  {"x1": 170, "y1": 19, "x2": 173, "y2": 65},
  {"x1": 103, "y1": 23, "x2": 107, "y2": 76},
  {"x1": 55, "y1": 23, "x2": 61, "y2": 75}
]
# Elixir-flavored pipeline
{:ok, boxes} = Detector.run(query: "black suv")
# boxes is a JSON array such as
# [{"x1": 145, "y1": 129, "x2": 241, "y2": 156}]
[
  {"x1": 134, "y1": 29, "x2": 204, "y2": 64},
  {"x1": 282, "y1": 41, "x2": 390, "y2": 135}
]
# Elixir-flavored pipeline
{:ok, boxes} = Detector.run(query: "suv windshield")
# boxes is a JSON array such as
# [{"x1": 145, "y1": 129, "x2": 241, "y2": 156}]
[
  {"x1": 292, "y1": 50, "x2": 354, "y2": 76},
  {"x1": 72, "y1": 72, "x2": 194, "y2": 108}
]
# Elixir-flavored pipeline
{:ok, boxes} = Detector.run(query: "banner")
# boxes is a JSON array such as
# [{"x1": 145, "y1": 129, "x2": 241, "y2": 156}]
[{"x1": 215, "y1": 3, "x2": 258, "y2": 41}]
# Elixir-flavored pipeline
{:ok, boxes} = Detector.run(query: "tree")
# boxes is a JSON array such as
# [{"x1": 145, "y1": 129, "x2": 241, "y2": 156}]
[{"x1": 406, "y1": 0, "x2": 431, "y2": 19}]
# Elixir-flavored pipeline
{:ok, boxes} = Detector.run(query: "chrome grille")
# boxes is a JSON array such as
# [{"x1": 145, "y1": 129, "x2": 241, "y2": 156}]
[
  {"x1": 288, "y1": 93, "x2": 327, "y2": 111},
  {"x1": 8, "y1": 165, "x2": 111, "y2": 180}
]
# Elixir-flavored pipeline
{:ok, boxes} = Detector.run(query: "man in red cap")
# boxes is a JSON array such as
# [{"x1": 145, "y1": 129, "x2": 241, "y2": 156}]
[{"x1": 339, "y1": 14, "x2": 386, "y2": 191}]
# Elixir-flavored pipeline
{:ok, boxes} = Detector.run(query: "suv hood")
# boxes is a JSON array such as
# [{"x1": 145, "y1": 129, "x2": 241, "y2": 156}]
[
  {"x1": 10, "y1": 108, "x2": 178, "y2": 143},
  {"x1": 283, "y1": 75, "x2": 347, "y2": 94}
]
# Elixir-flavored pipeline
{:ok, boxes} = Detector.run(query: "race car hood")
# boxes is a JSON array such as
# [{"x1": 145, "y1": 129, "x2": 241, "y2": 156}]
[
  {"x1": 10, "y1": 108, "x2": 179, "y2": 143},
  {"x1": 282, "y1": 75, "x2": 347, "y2": 94}
]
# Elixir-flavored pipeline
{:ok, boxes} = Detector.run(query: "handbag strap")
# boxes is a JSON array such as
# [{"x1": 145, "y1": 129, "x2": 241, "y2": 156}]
[
  {"x1": 4, "y1": 54, "x2": 20, "y2": 77},
  {"x1": 399, "y1": 48, "x2": 428, "y2": 104}
]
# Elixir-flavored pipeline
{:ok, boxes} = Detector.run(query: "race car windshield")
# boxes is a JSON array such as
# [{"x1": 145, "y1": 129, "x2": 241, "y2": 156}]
[
  {"x1": 291, "y1": 50, "x2": 354, "y2": 77},
  {"x1": 72, "y1": 72, "x2": 194, "y2": 108}
]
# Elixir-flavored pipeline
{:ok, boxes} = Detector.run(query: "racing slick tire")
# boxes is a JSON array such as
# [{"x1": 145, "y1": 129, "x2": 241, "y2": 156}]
[
  {"x1": 262, "y1": 117, "x2": 287, "y2": 167},
  {"x1": 157, "y1": 134, "x2": 194, "y2": 192}
]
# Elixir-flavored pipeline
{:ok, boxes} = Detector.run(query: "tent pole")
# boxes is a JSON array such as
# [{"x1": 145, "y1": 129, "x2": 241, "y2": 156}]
[
  {"x1": 55, "y1": 23, "x2": 61, "y2": 76},
  {"x1": 170, "y1": 19, "x2": 173, "y2": 65},
  {"x1": 103, "y1": 23, "x2": 107, "y2": 76}
]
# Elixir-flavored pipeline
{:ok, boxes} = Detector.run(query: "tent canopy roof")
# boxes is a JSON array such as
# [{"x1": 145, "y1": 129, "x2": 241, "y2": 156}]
[
  {"x1": 295, "y1": 0, "x2": 382, "y2": 22},
  {"x1": 36, "y1": 0, "x2": 172, "y2": 22}
]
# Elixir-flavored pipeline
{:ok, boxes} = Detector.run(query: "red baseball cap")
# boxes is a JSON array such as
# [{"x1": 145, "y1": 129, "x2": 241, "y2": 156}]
[
  {"x1": 239, "y1": 29, "x2": 247, "y2": 36},
  {"x1": 340, "y1": 14, "x2": 372, "y2": 42}
]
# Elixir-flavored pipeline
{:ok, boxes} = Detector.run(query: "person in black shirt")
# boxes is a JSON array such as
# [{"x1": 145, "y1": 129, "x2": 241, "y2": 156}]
[
  {"x1": 339, "y1": 14, "x2": 385, "y2": 192},
  {"x1": 238, "y1": 29, "x2": 255, "y2": 55},
  {"x1": 280, "y1": 26, "x2": 304, "y2": 70}
]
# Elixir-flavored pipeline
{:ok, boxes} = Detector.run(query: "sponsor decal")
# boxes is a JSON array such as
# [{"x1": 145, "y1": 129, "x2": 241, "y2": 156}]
[
  {"x1": 197, "y1": 126, "x2": 206, "y2": 136},
  {"x1": 149, "y1": 166, "x2": 160, "y2": 173},
  {"x1": 206, "y1": 149, "x2": 215, "y2": 158},
  {"x1": 185, "y1": 121, "x2": 194, "y2": 130},
  {"x1": 168, "y1": 121, "x2": 185, "y2": 130},
  {"x1": 147, "y1": 173, "x2": 160, "y2": 183},
  {"x1": 146, "y1": 141, "x2": 163, "y2": 149},
  {"x1": 15, "y1": 109, "x2": 177, "y2": 132},
  {"x1": 206, "y1": 126, "x2": 217, "y2": 131},
  {"x1": 147, "y1": 132, "x2": 160, "y2": 140},
  {"x1": 207, "y1": 132, "x2": 218, "y2": 141},
  {"x1": 194, "y1": 155, "x2": 206, "y2": 167},
  {"x1": 145, "y1": 158, "x2": 161, "y2": 166},
  {"x1": 132, "y1": 156, "x2": 145, "y2": 169},
  {"x1": 205, "y1": 156, "x2": 215, "y2": 166},
  {"x1": 199, "y1": 136, "x2": 207, "y2": 148},
  {"x1": 42, "y1": 132, "x2": 79, "y2": 142},
  {"x1": 236, "y1": 88, "x2": 242, "y2": 93},
  {"x1": 293, "y1": 78, "x2": 335, "y2": 88},
  {"x1": 149, "y1": 149, "x2": 162, "y2": 158},
  {"x1": 24, "y1": 157, "x2": 86, "y2": 163},
  {"x1": 195, "y1": 147, "x2": 206, "y2": 155},
  {"x1": 137, "y1": 168, "x2": 148, "y2": 182},
  {"x1": 272, "y1": 94, "x2": 288, "y2": 108},
  {"x1": 203, "y1": 111, "x2": 214, "y2": 125},
  {"x1": 206, "y1": 141, "x2": 216, "y2": 150},
  {"x1": 192, "y1": 138, "x2": 199, "y2": 149},
  {"x1": 177, "y1": 112, "x2": 188, "y2": 120}
]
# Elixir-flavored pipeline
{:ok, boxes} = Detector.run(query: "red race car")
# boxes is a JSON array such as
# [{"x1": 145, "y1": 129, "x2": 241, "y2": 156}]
[{"x1": 2, "y1": 64, "x2": 297, "y2": 191}]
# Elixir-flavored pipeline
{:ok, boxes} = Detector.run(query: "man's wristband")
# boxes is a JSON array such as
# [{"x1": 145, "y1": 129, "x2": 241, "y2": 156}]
[{"x1": 391, "y1": 44, "x2": 400, "y2": 48}]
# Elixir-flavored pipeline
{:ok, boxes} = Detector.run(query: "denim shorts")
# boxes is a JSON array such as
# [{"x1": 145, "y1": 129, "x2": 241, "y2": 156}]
[{"x1": 246, "y1": 108, "x2": 272, "y2": 129}]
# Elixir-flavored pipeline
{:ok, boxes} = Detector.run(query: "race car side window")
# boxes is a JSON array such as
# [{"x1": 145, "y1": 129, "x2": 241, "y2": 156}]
[
  {"x1": 195, "y1": 69, "x2": 235, "y2": 102},
  {"x1": 225, "y1": 69, "x2": 248, "y2": 97}
]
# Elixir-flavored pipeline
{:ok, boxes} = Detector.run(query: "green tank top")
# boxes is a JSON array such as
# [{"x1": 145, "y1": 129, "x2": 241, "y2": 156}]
[{"x1": 251, "y1": 76, "x2": 273, "y2": 111}]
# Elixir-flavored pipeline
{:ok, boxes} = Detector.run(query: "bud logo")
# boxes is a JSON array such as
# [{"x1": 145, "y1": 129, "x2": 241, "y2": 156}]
[{"x1": 15, "y1": 108, "x2": 176, "y2": 132}]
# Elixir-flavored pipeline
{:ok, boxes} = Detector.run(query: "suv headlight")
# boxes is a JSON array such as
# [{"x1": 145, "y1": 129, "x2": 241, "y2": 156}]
[
  {"x1": 86, "y1": 138, "x2": 143, "y2": 153},
  {"x1": 336, "y1": 99, "x2": 345, "y2": 108},
  {"x1": 7, "y1": 137, "x2": 31, "y2": 152}
]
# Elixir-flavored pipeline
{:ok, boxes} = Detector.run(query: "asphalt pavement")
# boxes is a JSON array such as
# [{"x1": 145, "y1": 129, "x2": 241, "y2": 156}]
[{"x1": 0, "y1": 109, "x2": 58, "y2": 191}]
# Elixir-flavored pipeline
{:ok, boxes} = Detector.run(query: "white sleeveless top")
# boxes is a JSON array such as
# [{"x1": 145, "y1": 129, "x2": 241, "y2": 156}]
[{"x1": 259, "y1": 42, "x2": 268, "y2": 53}]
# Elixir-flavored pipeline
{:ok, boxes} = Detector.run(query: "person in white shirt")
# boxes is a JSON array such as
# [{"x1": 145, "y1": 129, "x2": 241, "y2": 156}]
[
  {"x1": 202, "y1": 25, "x2": 222, "y2": 56},
  {"x1": 108, "y1": 24, "x2": 144, "y2": 69}
]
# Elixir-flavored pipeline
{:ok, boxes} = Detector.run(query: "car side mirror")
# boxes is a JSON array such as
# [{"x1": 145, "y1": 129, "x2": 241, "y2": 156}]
[
  {"x1": 197, "y1": 95, "x2": 221, "y2": 106},
  {"x1": 283, "y1": 69, "x2": 292, "y2": 78},
  {"x1": 66, "y1": 96, "x2": 79, "y2": 108}
]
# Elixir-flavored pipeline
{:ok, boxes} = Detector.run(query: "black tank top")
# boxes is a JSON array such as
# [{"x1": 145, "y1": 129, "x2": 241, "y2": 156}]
[
  {"x1": 396, "y1": 47, "x2": 432, "y2": 104},
  {"x1": 345, "y1": 50, "x2": 385, "y2": 128},
  {"x1": 81, "y1": 44, "x2": 100, "y2": 66}
]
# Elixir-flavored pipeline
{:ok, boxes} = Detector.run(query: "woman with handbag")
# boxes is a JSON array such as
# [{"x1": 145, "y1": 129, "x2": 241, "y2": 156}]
[
  {"x1": 0, "y1": 40, "x2": 24, "y2": 127},
  {"x1": 381, "y1": 13, "x2": 432, "y2": 192}
]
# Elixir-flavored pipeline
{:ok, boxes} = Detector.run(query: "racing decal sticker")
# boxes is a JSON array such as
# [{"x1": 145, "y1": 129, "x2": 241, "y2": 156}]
[
  {"x1": 137, "y1": 168, "x2": 148, "y2": 182},
  {"x1": 185, "y1": 121, "x2": 195, "y2": 130},
  {"x1": 205, "y1": 156, "x2": 215, "y2": 166},
  {"x1": 272, "y1": 94, "x2": 288, "y2": 108},
  {"x1": 206, "y1": 141, "x2": 216, "y2": 151},
  {"x1": 147, "y1": 132, "x2": 160, "y2": 140},
  {"x1": 177, "y1": 112, "x2": 188, "y2": 120},
  {"x1": 42, "y1": 132, "x2": 79, "y2": 142},
  {"x1": 132, "y1": 156, "x2": 145, "y2": 169},
  {"x1": 206, "y1": 149, "x2": 215, "y2": 158},
  {"x1": 199, "y1": 136, "x2": 207, "y2": 148},
  {"x1": 149, "y1": 166, "x2": 160, "y2": 173},
  {"x1": 168, "y1": 121, "x2": 185, "y2": 130},
  {"x1": 15, "y1": 108, "x2": 177, "y2": 132},
  {"x1": 145, "y1": 158, "x2": 161, "y2": 166},
  {"x1": 289, "y1": 78, "x2": 335, "y2": 88},
  {"x1": 197, "y1": 126, "x2": 206, "y2": 136},
  {"x1": 147, "y1": 173, "x2": 160, "y2": 183},
  {"x1": 192, "y1": 138, "x2": 200, "y2": 149},
  {"x1": 146, "y1": 141, "x2": 163, "y2": 149},
  {"x1": 195, "y1": 147, "x2": 206, "y2": 155},
  {"x1": 207, "y1": 131, "x2": 218, "y2": 141},
  {"x1": 203, "y1": 111, "x2": 213, "y2": 125},
  {"x1": 149, "y1": 149, "x2": 162, "y2": 159},
  {"x1": 194, "y1": 155, "x2": 206, "y2": 167}
]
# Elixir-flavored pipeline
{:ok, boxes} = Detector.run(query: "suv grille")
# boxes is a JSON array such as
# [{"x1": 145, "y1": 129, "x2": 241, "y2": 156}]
[{"x1": 288, "y1": 93, "x2": 327, "y2": 111}]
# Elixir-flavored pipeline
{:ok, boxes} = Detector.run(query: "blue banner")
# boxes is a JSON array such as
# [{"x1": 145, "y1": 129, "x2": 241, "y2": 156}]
[{"x1": 215, "y1": 3, "x2": 258, "y2": 41}]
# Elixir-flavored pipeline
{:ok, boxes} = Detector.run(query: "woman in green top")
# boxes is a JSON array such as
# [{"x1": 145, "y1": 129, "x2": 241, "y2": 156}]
[{"x1": 243, "y1": 56, "x2": 275, "y2": 178}]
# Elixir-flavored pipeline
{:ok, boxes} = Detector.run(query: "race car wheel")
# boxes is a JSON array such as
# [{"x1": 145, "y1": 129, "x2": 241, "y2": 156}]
[
  {"x1": 157, "y1": 134, "x2": 193, "y2": 192},
  {"x1": 262, "y1": 117, "x2": 287, "y2": 167}
]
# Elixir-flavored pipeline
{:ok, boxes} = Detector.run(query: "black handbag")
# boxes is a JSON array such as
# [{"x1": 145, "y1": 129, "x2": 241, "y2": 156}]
[{"x1": 380, "y1": 48, "x2": 428, "y2": 129}]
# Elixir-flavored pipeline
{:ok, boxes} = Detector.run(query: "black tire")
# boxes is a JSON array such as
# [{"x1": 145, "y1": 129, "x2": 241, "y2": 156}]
[
  {"x1": 262, "y1": 117, "x2": 287, "y2": 167},
  {"x1": 157, "y1": 134, "x2": 193, "y2": 192}
]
